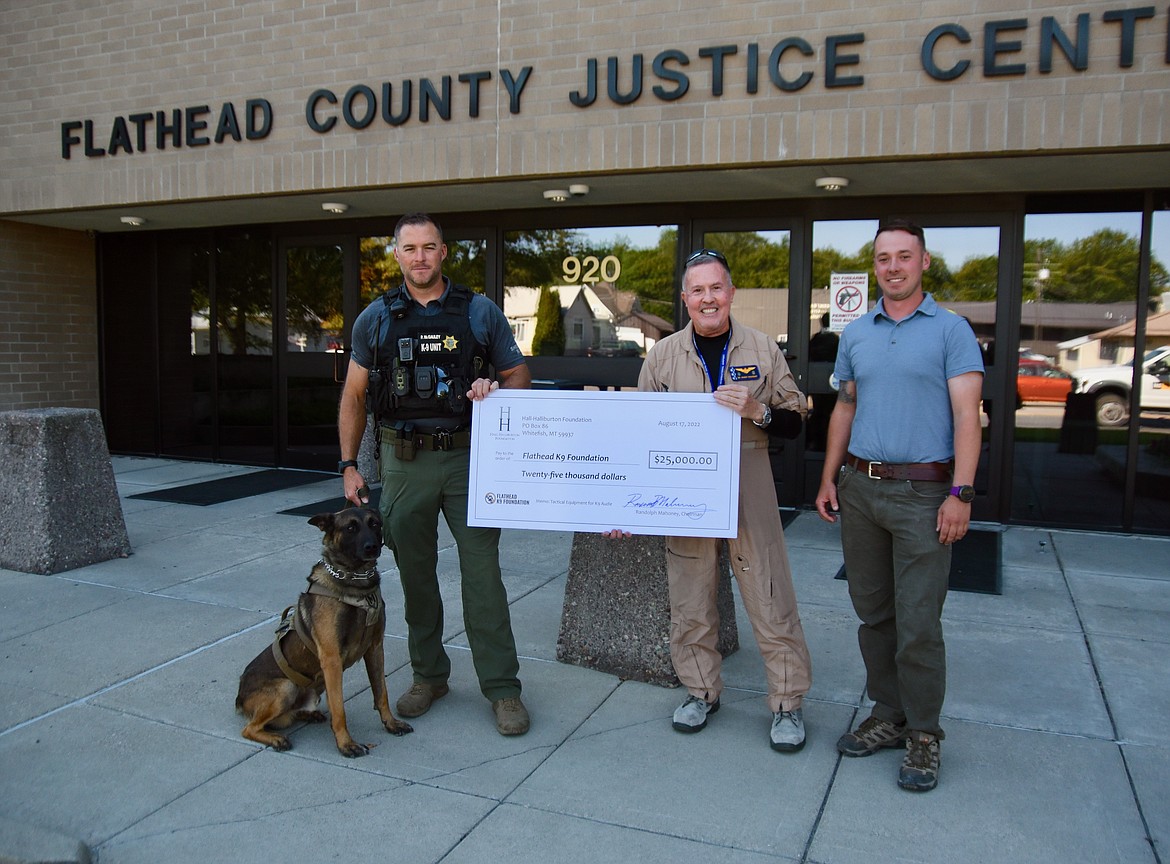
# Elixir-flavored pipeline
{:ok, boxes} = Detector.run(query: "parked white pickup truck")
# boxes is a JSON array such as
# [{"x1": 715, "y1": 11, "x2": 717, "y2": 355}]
[{"x1": 1073, "y1": 345, "x2": 1170, "y2": 426}]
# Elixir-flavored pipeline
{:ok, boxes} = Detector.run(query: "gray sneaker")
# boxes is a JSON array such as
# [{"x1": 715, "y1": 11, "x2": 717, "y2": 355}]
[
  {"x1": 672, "y1": 695, "x2": 719, "y2": 733},
  {"x1": 770, "y1": 708, "x2": 806, "y2": 752}
]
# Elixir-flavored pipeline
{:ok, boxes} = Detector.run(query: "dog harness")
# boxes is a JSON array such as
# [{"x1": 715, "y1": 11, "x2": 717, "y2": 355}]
[{"x1": 269, "y1": 565, "x2": 385, "y2": 689}]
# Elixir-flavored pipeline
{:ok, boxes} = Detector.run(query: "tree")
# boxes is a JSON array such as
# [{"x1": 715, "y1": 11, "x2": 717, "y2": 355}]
[
  {"x1": 812, "y1": 246, "x2": 869, "y2": 295},
  {"x1": 532, "y1": 287, "x2": 565, "y2": 355},
  {"x1": 949, "y1": 255, "x2": 1000, "y2": 301},
  {"x1": 211, "y1": 232, "x2": 272, "y2": 355},
  {"x1": 505, "y1": 229, "x2": 588, "y2": 288},
  {"x1": 702, "y1": 231, "x2": 790, "y2": 288},
  {"x1": 605, "y1": 229, "x2": 676, "y2": 320},
  {"x1": 921, "y1": 251, "x2": 955, "y2": 299},
  {"x1": 444, "y1": 239, "x2": 488, "y2": 293},
  {"x1": 359, "y1": 236, "x2": 398, "y2": 304},
  {"x1": 1058, "y1": 229, "x2": 1147, "y2": 303}
]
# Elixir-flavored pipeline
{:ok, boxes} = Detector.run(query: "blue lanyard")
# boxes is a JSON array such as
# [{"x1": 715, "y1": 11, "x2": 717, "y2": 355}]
[{"x1": 692, "y1": 329, "x2": 731, "y2": 392}]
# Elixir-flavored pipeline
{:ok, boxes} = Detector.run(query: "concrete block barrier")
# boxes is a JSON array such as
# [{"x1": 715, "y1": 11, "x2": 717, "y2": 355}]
[{"x1": 0, "y1": 408, "x2": 130, "y2": 575}]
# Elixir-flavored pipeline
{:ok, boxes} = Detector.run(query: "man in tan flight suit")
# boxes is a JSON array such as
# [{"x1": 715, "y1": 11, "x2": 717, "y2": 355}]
[{"x1": 609, "y1": 248, "x2": 813, "y2": 751}]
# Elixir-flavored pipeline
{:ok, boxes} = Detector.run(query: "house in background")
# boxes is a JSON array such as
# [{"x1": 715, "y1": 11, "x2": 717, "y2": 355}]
[
  {"x1": 1059, "y1": 306, "x2": 1170, "y2": 370},
  {"x1": 504, "y1": 283, "x2": 670, "y2": 356}
]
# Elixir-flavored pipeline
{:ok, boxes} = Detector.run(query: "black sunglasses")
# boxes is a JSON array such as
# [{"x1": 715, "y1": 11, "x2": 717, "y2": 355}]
[{"x1": 685, "y1": 248, "x2": 731, "y2": 277}]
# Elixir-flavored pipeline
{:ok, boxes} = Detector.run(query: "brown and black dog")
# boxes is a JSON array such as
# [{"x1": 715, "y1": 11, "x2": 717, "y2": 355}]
[{"x1": 236, "y1": 507, "x2": 412, "y2": 757}]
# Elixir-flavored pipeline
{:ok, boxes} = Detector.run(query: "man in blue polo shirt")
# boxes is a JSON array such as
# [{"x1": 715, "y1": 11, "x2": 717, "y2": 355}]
[{"x1": 815, "y1": 219, "x2": 984, "y2": 792}]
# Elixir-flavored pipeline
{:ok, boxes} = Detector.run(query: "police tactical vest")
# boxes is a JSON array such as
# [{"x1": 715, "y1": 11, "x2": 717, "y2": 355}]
[{"x1": 366, "y1": 282, "x2": 488, "y2": 426}]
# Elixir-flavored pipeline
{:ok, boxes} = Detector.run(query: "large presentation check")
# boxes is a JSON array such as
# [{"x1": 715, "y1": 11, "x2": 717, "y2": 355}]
[{"x1": 468, "y1": 389, "x2": 740, "y2": 537}]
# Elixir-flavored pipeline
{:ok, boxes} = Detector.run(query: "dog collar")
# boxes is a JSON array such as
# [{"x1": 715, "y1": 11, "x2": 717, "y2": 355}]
[{"x1": 319, "y1": 560, "x2": 378, "y2": 582}]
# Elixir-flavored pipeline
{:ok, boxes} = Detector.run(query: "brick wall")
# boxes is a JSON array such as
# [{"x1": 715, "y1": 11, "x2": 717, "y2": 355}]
[
  {"x1": 0, "y1": 221, "x2": 98, "y2": 410},
  {"x1": 1, "y1": 0, "x2": 1166, "y2": 217}
]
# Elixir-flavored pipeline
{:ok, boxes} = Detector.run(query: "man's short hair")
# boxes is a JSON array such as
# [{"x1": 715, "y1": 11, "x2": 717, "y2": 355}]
[
  {"x1": 394, "y1": 212, "x2": 444, "y2": 244},
  {"x1": 683, "y1": 247, "x2": 732, "y2": 283},
  {"x1": 874, "y1": 218, "x2": 926, "y2": 249}
]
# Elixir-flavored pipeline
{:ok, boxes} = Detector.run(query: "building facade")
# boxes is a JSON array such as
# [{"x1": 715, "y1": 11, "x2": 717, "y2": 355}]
[{"x1": 2, "y1": 0, "x2": 1169, "y2": 533}]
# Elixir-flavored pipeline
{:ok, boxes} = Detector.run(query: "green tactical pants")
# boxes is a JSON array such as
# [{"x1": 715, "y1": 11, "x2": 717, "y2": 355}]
[
  {"x1": 837, "y1": 464, "x2": 951, "y2": 740},
  {"x1": 378, "y1": 436, "x2": 521, "y2": 702}
]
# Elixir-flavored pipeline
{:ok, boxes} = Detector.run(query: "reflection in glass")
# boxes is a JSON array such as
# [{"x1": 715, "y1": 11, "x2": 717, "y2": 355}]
[
  {"x1": 808, "y1": 222, "x2": 1000, "y2": 517},
  {"x1": 286, "y1": 245, "x2": 343, "y2": 354},
  {"x1": 159, "y1": 234, "x2": 212, "y2": 459},
  {"x1": 1012, "y1": 212, "x2": 1154, "y2": 529},
  {"x1": 809, "y1": 221, "x2": 877, "y2": 452},
  {"x1": 284, "y1": 244, "x2": 344, "y2": 465},
  {"x1": 698, "y1": 230, "x2": 791, "y2": 346},
  {"x1": 360, "y1": 236, "x2": 396, "y2": 306},
  {"x1": 216, "y1": 230, "x2": 273, "y2": 463},
  {"x1": 360, "y1": 235, "x2": 487, "y2": 307},
  {"x1": 503, "y1": 226, "x2": 675, "y2": 361},
  {"x1": 1133, "y1": 211, "x2": 1170, "y2": 532}
]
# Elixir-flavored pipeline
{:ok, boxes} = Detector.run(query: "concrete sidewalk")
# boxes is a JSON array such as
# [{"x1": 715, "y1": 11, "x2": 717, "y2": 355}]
[{"x1": 1, "y1": 456, "x2": 1166, "y2": 863}]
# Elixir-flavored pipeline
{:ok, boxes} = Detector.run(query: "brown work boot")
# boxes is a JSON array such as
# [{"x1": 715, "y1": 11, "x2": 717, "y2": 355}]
[
  {"x1": 837, "y1": 715, "x2": 906, "y2": 757},
  {"x1": 395, "y1": 682, "x2": 449, "y2": 718},
  {"x1": 898, "y1": 732, "x2": 941, "y2": 792},
  {"x1": 492, "y1": 696, "x2": 530, "y2": 736}
]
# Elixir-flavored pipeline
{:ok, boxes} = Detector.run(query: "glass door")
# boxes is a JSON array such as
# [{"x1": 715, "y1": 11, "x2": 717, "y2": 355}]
[
  {"x1": 809, "y1": 216, "x2": 1010, "y2": 521},
  {"x1": 278, "y1": 236, "x2": 357, "y2": 470},
  {"x1": 691, "y1": 220, "x2": 806, "y2": 506}
]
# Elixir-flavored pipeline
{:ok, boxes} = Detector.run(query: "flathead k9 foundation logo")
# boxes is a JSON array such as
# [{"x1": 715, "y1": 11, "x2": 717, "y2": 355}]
[{"x1": 484, "y1": 492, "x2": 528, "y2": 506}]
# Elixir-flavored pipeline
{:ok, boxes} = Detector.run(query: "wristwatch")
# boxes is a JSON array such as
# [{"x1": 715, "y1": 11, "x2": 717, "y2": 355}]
[
  {"x1": 753, "y1": 404, "x2": 772, "y2": 428},
  {"x1": 337, "y1": 459, "x2": 359, "y2": 475},
  {"x1": 949, "y1": 484, "x2": 976, "y2": 503}
]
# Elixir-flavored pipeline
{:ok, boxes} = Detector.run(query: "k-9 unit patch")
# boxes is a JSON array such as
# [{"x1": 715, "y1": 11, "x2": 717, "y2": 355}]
[
  {"x1": 729, "y1": 365, "x2": 761, "y2": 381},
  {"x1": 418, "y1": 332, "x2": 460, "y2": 354}
]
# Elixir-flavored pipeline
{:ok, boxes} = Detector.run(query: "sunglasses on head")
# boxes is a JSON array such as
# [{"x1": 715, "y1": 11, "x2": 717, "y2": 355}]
[{"x1": 685, "y1": 248, "x2": 731, "y2": 277}]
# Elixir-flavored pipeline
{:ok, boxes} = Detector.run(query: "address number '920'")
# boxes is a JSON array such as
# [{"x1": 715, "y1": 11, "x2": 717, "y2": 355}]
[{"x1": 649, "y1": 451, "x2": 719, "y2": 470}]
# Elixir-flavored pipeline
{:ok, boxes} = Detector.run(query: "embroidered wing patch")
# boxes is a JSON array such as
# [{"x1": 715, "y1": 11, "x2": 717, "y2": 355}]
[{"x1": 729, "y1": 365, "x2": 761, "y2": 381}]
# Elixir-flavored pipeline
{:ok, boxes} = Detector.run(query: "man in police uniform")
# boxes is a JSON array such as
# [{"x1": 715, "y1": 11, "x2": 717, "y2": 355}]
[
  {"x1": 607, "y1": 248, "x2": 813, "y2": 752},
  {"x1": 338, "y1": 212, "x2": 532, "y2": 736}
]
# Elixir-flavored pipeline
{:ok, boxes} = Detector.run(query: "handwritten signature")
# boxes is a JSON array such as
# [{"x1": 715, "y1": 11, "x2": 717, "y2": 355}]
[{"x1": 624, "y1": 493, "x2": 709, "y2": 520}]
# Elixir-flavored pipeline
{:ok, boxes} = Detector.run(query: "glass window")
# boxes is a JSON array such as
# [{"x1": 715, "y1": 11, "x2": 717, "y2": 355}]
[
  {"x1": 360, "y1": 235, "x2": 396, "y2": 306},
  {"x1": 1012, "y1": 212, "x2": 1146, "y2": 529},
  {"x1": 100, "y1": 233, "x2": 158, "y2": 454},
  {"x1": 215, "y1": 229, "x2": 274, "y2": 464},
  {"x1": 1133, "y1": 212, "x2": 1170, "y2": 532},
  {"x1": 361, "y1": 234, "x2": 487, "y2": 307},
  {"x1": 808, "y1": 220, "x2": 878, "y2": 451},
  {"x1": 159, "y1": 233, "x2": 212, "y2": 460},
  {"x1": 503, "y1": 225, "x2": 676, "y2": 389},
  {"x1": 697, "y1": 229, "x2": 792, "y2": 346}
]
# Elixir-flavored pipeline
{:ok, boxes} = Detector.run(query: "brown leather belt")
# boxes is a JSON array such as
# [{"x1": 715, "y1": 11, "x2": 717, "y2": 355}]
[{"x1": 845, "y1": 454, "x2": 953, "y2": 482}]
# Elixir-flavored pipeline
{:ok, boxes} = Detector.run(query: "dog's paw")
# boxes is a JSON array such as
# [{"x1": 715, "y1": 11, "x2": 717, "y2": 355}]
[
  {"x1": 385, "y1": 719, "x2": 414, "y2": 736},
  {"x1": 269, "y1": 736, "x2": 292, "y2": 752},
  {"x1": 338, "y1": 741, "x2": 370, "y2": 758},
  {"x1": 296, "y1": 710, "x2": 327, "y2": 724}
]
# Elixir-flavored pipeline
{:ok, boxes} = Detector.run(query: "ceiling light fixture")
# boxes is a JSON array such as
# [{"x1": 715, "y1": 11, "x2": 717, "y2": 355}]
[
  {"x1": 543, "y1": 189, "x2": 569, "y2": 202},
  {"x1": 568, "y1": 184, "x2": 590, "y2": 197},
  {"x1": 322, "y1": 202, "x2": 349, "y2": 214},
  {"x1": 119, "y1": 215, "x2": 146, "y2": 226},
  {"x1": 815, "y1": 176, "x2": 849, "y2": 192}
]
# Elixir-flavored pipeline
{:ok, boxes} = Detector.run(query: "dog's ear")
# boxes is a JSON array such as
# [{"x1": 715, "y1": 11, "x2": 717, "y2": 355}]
[{"x1": 308, "y1": 513, "x2": 334, "y2": 532}]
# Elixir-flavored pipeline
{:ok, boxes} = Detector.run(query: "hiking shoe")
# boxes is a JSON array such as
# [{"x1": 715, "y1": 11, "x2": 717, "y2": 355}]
[
  {"x1": 898, "y1": 732, "x2": 941, "y2": 791},
  {"x1": 672, "y1": 695, "x2": 719, "y2": 733},
  {"x1": 837, "y1": 715, "x2": 906, "y2": 757},
  {"x1": 769, "y1": 708, "x2": 806, "y2": 752},
  {"x1": 395, "y1": 682, "x2": 449, "y2": 718},
  {"x1": 492, "y1": 696, "x2": 530, "y2": 735}
]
